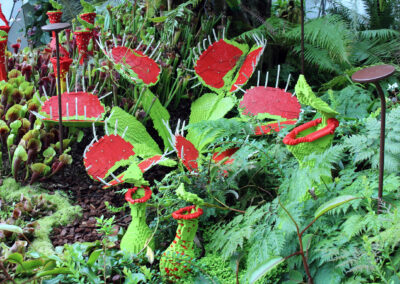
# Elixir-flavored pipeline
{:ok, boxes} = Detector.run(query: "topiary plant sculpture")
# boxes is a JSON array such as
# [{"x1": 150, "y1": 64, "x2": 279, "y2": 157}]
[
  {"x1": 160, "y1": 204, "x2": 204, "y2": 282},
  {"x1": 39, "y1": 91, "x2": 106, "y2": 127},
  {"x1": 193, "y1": 33, "x2": 266, "y2": 96},
  {"x1": 283, "y1": 75, "x2": 340, "y2": 167},
  {"x1": 46, "y1": 0, "x2": 68, "y2": 57},
  {"x1": 50, "y1": 57, "x2": 73, "y2": 93},
  {"x1": 120, "y1": 186, "x2": 155, "y2": 254}
]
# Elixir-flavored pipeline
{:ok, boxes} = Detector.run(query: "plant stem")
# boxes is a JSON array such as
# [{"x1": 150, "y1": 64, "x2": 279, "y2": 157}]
[
  {"x1": 278, "y1": 198, "x2": 313, "y2": 283},
  {"x1": 0, "y1": 260, "x2": 17, "y2": 284}
]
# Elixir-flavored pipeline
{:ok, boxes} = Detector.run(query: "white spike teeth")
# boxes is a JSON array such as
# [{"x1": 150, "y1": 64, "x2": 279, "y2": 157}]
[{"x1": 213, "y1": 29, "x2": 218, "y2": 42}]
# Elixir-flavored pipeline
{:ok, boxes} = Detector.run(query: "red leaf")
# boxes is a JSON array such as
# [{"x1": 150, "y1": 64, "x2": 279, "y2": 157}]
[
  {"x1": 195, "y1": 39, "x2": 243, "y2": 89},
  {"x1": 240, "y1": 86, "x2": 301, "y2": 120},
  {"x1": 111, "y1": 46, "x2": 161, "y2": 85},
  {"x1": 41, "y1": 92, "x2": 105, "y2": 121},
  {"x1": 138, "y1": 155, "x2": 162, "y2": 172},
  {"x1": 175, "y1": 135, "x2": 199, "y2": 171},
  {"x1": 212, "y1": 148, "x2": 239, "y2": 164},
  {"x1": 84, "y1": 135, "x2": 135, "y2": 180},
  {"x1": 254, "y1": 120, "x2": 297, "y2": 135},
  {"x1": 230, "y1": 47, "x2": 264, "y2": 92},
  {"x1": 102, "y1": 174, "x2": 125, "y2": 189}
]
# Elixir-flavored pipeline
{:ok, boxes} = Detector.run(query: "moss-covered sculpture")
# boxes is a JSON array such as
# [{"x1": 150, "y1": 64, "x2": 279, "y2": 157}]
[
  {"x1": 283, "y1": 75, "x2": 340, "y2": 167},
  {"x1": 159, "y1": 205, "x2": 204, "y2": 282},
  {"x1": 120, "y1": 186, "x2": 155, "y2": 254}
]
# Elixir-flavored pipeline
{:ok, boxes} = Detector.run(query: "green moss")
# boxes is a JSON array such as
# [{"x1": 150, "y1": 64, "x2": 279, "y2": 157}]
[
  {"x1": 195, "y1": 253, "x2": 238, "y2": 284},
  {"x1": 0, "y1": 178, "x2": 82, "y2": 255}
]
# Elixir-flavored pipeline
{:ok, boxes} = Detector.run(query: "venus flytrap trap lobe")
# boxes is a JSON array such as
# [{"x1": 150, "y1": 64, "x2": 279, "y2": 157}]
[
  {"x1": 193, "y1": 32, "x2": 267, "y2": 96},
  {"x1": 97, "y1": 36, "x2": 162, "y2": 87},
  {"x1": 238, "y1": 68, "x2": 301, "y2": 136}
]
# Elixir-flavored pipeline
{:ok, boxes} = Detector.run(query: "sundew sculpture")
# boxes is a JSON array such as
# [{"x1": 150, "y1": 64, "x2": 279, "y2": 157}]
[
  {"x1": 120, "y1": 186, "x2": 155, "y2": 254},
  {"x1": 160, "y1": 205, "x2": 204, "y2": 282}
]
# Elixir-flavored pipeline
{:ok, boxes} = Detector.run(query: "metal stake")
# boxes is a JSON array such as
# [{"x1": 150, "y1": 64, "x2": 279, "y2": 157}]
[
  {"x1": 42, "y1": 22, "x2": 71, "y2": 154},
  {"x1": 352, "y1": 64, "x2": 395, "y2": 214}
]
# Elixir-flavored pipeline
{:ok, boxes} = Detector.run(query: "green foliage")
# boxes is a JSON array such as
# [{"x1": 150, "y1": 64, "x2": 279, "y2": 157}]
[
  {"x1": 106, "y1": 107, "x2": 161, "y2": 158},
  {"x1": 0, "y1": 178, "x2": 81, "y2": 255},
  {"x1": 329, "y1": 85, "x2": 373, "y2": 119},
  {"x1": 141, "y1": 89, "x2": 172, "y2": 151},
  {"x1": 345, "y1": 106, "x2": 400, "y2": 173},
  {"x1": 49, "y1": 0, "x2": 63, "y2": 10},
  {"x1": 187, "y1": 93, "x2": 236, "y2": 151},
  {"x1": 80, "y1": 0, "x2": 95, "y2": 13}
]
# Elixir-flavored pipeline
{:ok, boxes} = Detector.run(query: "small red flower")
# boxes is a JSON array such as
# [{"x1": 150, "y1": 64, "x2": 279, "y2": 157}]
[
  {"x1": 125, "y1": 186, "x2": 152, "y2": 204},
  {"x1": 172, "y1": 205, "x2": 203, "y2": 220}
]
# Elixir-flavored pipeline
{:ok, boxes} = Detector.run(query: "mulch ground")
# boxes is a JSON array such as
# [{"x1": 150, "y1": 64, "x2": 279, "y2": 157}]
[{"x1": 44, "y1": 99, "x2": 190, "y2": 247}]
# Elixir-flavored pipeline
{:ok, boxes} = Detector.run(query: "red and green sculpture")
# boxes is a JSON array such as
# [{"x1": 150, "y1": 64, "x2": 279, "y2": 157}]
[
  {"x1": 50, "y1": 56, "x2": 73, "y2": 93},
  {"x1": 47, "y1": 0, "x2": 69, "y2": 57},
  {"x1": 160, "y1": 204, "x2": 203, "y2": 281},
  {"x1": 74, "y1": 30, "x2": 92, "y2": 65},
  {"x1": 120, "y1": 186, "x2": 155, "y2": 254},
  {"x1": 39, "y1": 91, "x2": 106, "y2": 127},
  {"x1": 160, "y1": 184, "x2": 205, "y2": 281},
  {"x1": 193, "y1": 33, "x2": 266, "y2": 95},
  {"x1": 283, "y1": 75, "x2": 339, "y2": 167}
]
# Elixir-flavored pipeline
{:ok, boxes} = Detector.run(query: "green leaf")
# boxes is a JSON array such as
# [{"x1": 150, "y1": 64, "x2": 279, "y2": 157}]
[
  {"x1": 314, "y1": 195, "x2": 358, "y2": 219},
  {"x1": 149, "y1": 16, "x2": 167, "y2": 23},
  {"x1": 295, "y1": 75, "x2": 338, "y2": 118},
  {"x1": 87, "y1": 249, "x2": 102, "y2": 266},
  {"x1": 36, "y1": 267, "x2": 72, "y2": 277},
  {"x1": 80, "y1": 0, "x2": 95, "y2": 13},
  {"x1": 248, "y1": 257, "x2": 285, "y2": 284},
  {"x1": 0, "y1": 223, "x2": 23, "y2": 234},
  {"x1": 16, "y1": 259, "x2": 45, "y2": 274},
  {"x1": 122, "y1": 163, "x2": 147, "y2": 186},
  {"x1": 141, "y1": 89, "x2": 171, "y2": 151},
  {"x1": 106, "y1": 107, "x2": 161, "y2": 158},
  {"x1": 49, "y1": 0, "x2": 63, "y2": 10},
  {"x1": 6, "y1": 253, "x2": 24, "y2": 265},
  {"x1": 77, "y1": 130, "x2": 84, "y2": 143},
  {"x1": 289, "y1": 270, "x2": 303, "y2": 282},
  {"x1": 187, "y1": 93, "x2": 235, "y2": 151},
  {"x1": 176, "y1": 183, "x2": 204, "y2": 206}
]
